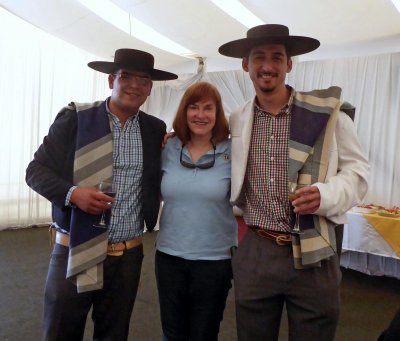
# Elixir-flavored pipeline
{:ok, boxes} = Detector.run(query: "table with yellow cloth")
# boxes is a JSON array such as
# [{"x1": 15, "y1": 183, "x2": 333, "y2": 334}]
[{"x1": 341, "y1": 211, "x2": 400, "y2": 279}]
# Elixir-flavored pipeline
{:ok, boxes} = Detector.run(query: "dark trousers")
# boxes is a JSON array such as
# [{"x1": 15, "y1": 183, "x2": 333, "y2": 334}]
[
  {"x1": 43, "y1": 243, "x2": 143, "y2": 341},
  {"x1": 155, "y1": 250, "x2": 232, "y2": 341},
  {"x1": 233, "y1": 230, "x2": 341, "y2": 341},
  {"x1": 378, "y1": 309, "x2": 400, "y2": 341}
]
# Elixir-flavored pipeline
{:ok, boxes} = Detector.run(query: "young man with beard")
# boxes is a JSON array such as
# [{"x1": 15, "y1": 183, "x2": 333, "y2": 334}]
[{"x1": 219, "y1": 25, "x2": 369, "y2": 340}]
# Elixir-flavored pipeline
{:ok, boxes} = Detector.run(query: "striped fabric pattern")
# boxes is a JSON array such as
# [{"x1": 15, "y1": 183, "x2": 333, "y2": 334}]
[
  {"x1": 66, "y1": 101, "x2": 111, "y2": 293},
  {"x1": 288, "y1": 87, "x2": 341, "y2": 268},
  {"x1": 73, "y1": 134, "x2": 113, "y2": 186}
]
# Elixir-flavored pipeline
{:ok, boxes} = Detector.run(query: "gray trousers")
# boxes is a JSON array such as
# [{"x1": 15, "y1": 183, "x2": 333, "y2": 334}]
[{"x1": 232, "y1": 230, "x2": 341, "y2": 341}]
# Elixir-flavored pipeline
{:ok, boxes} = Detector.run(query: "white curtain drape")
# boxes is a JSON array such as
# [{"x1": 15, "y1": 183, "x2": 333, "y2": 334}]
[
  {"x1": 1, "y1": 7, "x2": 398, "y2": 229},
  {"x1": 0, "y1": 8, "x2": 109, "y2": 229}
]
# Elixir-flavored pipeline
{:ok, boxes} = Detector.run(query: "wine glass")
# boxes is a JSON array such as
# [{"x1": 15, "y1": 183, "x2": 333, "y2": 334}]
[
  {"x1": 93, "y1": 181, "x2": 116, "y2": 228},
  {"x1": 288, "y1": 182, "x2": 304, "y2": 234}
]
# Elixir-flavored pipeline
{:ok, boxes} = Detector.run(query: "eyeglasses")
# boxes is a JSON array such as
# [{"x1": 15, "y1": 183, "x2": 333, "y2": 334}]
[
  {"x1": 180, "y1": 144, "x2": 216, "y2": 169},
  {"x1": 113, "y1": 72, "x2": 151, "y2": 86}
]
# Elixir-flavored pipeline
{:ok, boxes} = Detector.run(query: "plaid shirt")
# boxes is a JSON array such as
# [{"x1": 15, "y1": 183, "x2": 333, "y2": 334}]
[
  {"x1": 244, "y1": 89, "x2": 295, "y2": 232},
  {"x1": 107, "y1": 103, "x2": 144, "y2": 243}
]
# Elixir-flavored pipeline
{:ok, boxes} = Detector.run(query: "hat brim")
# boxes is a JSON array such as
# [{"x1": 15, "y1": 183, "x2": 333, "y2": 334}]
[
  {"x1": 88, "y1": 61, "x2": 178, "y2": 81},
  {"x1": 219, "y1": 36, "x2": 320, "y2": 58}
]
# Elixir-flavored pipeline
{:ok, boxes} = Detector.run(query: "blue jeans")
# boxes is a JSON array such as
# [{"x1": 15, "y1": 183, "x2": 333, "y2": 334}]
[{"x1": 155, "y1": 250, "x2": 232, "y2": 341}]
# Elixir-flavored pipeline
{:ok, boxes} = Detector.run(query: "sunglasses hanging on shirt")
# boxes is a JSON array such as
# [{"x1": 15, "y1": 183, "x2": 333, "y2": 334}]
[{"x1": 180, "y1": 143, "x2": 216, "y2": 169}]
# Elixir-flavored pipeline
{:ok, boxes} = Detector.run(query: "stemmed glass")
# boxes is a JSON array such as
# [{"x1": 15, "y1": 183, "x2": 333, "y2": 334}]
[
  {"x1": 93, "y1": 181, "x2": 116, "y2": 228},
  {"x1": 288, "y1": 182, "x2": 304, "y2": 234}
]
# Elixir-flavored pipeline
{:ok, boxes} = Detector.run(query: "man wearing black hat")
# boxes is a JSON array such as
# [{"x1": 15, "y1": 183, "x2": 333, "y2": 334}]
[
  {"x1": 219, "y1": 25, "x2": 369, "y2": 340},
  {"x1": 26, "y1": 49, "x2": 177, "y2": 341}
]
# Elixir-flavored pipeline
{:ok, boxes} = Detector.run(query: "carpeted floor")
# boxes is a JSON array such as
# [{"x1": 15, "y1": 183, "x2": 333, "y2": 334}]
[{"x1": 0, "y1": 226, "x2": 399, "y2": 340}]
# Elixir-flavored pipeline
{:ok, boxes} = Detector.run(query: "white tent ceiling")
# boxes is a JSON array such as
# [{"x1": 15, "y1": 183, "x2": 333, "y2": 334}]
[{"x1": 1, "y1": 0, "x2": 400, "y2": 74}]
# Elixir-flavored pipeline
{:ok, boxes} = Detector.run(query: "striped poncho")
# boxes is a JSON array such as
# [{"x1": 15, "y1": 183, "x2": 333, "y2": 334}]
[
  {"x1": 66, "y1": 101, "x2": 112, "y2": 293},
  {"x1": 289, "y1": 86, "x2": 341, "y2": 268}
]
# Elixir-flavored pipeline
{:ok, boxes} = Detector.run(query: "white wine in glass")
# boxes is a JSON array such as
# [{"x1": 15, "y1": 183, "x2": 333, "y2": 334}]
[{"x1": 288, "y1": 182, "x2": 304, "y2": 234}]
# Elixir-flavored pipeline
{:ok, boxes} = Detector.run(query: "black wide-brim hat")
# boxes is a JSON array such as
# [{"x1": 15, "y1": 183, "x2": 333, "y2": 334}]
[
  {"x1": 88, "y1": 48, "x2": 178, "y2": 81},
  {"x1": 219, "y1": 24, "x2": 320, "y2": 58}
]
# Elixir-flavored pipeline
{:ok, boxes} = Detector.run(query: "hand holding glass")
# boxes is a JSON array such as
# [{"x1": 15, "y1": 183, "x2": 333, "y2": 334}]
[
  {"x1": 93, "y1": 181, "x2": 116, "y2": 228},
  {"x1": 288, "y1": 182, "x2": 305, "y2": 234}
]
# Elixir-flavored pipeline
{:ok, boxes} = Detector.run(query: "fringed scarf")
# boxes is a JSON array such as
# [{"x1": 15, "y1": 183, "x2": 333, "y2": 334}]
[
  {"x1": 66, "y1": 101, "x2": 112, "y2": 293},
  {"x1": 288, "y1": 86, "x2": 341, "y2": 268}
]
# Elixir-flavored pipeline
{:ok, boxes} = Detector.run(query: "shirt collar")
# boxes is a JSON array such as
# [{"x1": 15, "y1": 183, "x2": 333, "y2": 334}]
[
  {"x1": 254, "y1": 85, "x2": 295, "y2": 117},
  {"x1": 105, "y1": 97, "x2": 140, "y2": 126}
]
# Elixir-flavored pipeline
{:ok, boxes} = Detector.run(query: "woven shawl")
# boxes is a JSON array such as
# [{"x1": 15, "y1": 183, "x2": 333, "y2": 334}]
[
  {"x1": 66, "y1": 101, "x2": 112, "y2": 293},
  {"x1": 288, "y1": 86, "x2": 341, "y2": 269}
]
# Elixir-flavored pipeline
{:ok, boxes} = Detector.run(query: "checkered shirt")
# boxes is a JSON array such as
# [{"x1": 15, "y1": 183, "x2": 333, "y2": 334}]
[
  {"x1": 107, "y1": 105, "x2": 144, "y2": 243},
  {"x1": 243, "y1": 90, "x2": 295, "y2": 232}
]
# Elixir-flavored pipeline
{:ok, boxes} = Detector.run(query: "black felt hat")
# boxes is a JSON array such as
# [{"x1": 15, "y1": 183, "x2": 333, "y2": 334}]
[
  {"x1": 219, "y1": 24, "x2": 320, "y2": 58},
  {"x1": 88, "y1": 48, "x2": 178, "y2": 81}
]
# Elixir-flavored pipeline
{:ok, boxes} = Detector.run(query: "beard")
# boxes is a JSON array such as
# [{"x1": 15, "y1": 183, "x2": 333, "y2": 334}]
[
  {"x1": 258, "y1": 84, "x2": 276, "y2": 93},
  {"x1": 256, "y1": 71, "x2": 279, "y2": 93}
]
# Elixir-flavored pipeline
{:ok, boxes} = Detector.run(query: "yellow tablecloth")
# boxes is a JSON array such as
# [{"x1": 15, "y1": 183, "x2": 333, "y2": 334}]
[{"x1": 363, "y1": 213, "x2": 400, "y2": 257}]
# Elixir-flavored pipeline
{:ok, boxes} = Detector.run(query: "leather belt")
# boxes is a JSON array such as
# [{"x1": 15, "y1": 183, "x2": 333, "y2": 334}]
[
  {"x1": 249, "y1": 226, "x2": 292, "y2": 246},
  {"x1": 55, "y1": 231, "x2": 143, "y2": 256}
]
